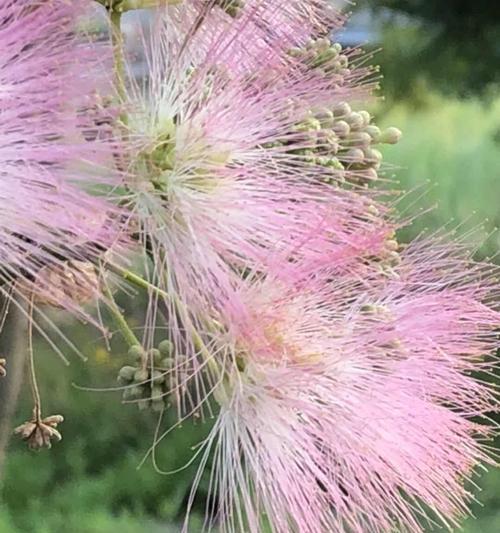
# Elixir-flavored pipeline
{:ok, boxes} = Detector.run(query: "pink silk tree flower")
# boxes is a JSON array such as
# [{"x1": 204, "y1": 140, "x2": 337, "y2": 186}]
[
  {"x1": 181, "y1": 238, "x2": 500, "y2": 533},
  {"x1": 113, "y1": 15, "x2": 397, "y2": 357},
  {"x1": 163, "y1": 0, "x2": 347, "y2": 73},
  {"x1": 0, "y1": 1, "x2": 122, "y2": 315}
]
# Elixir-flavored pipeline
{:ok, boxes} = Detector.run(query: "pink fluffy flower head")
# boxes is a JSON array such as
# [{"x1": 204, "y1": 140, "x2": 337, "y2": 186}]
[
  {"x1": 182, "y1": 238, "x2": 500, "y2": 533},
  {"x1": 112, "y1": 10, "x2": 397, "y2": 357},
  {"x1": 0, "y1": 1, "x2": 122, "y2": 316},
  {"x1": 164, "y1": 0, "x2": 347, "y2": 73}
]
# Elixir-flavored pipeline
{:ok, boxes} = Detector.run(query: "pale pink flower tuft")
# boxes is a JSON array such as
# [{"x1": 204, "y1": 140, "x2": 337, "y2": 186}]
[
  {"x1": 112, "y1": 15, "x2": 395, "y2": 356},
  {"x1": 0, "y1": 1, "x2": 122, "y2": 313},
  {"x1": 184, "y1": 238, "x2": 500, "y2": 532}
]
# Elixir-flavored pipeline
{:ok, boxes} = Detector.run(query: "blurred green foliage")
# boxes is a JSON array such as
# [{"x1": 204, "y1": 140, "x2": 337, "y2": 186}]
[
  {"x1": 0, "y1": 322, "x2": 210, "y2": 532},
  {"x1": 358, "y1": 0, "x2": 500, "y2": 98},
  {"x1": 378, "y1": 95, "x2": 500, "y2": 259}
]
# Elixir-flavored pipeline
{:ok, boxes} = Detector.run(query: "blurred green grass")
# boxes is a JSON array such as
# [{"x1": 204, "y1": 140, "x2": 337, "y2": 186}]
[
  {"x1": 1, "y1": 95, "x2": 499, "y2": 532},
  {"x1": 378, "y1": 96, "x2": 500, "y2": 260}
]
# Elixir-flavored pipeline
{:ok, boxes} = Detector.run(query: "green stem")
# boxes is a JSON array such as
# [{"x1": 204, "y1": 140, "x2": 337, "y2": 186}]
[
  {"x1": 103, "y1": 262, "x2": 218, "y2": 372},
  {"x1": 102, "y1": 279, "x2": 140, "y2": 348},
  {"x1": 28, "y1": 295, "x2": 41, "y2": 422},
  {"x1": 106, "y1": 262, "x2": 168, "y2": 298}
]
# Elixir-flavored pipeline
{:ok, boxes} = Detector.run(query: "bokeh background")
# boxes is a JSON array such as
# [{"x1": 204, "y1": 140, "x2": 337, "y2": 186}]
[{"x1": 0, "y1": 1, "x2": 499, "y2": 531}]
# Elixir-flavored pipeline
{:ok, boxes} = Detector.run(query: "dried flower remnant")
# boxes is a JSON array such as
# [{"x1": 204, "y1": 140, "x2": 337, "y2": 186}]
[{"x1": 14, "y1": 414, "x2": 64, "y2": 451}]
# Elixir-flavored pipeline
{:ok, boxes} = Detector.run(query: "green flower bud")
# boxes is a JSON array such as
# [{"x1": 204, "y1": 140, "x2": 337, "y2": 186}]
[
  {"x1": 345, "y1": 148, "x2": 365, "y2": 164},
  {"x1": 332, "y1": 43, "x2": 342, "y2": 54},
  {"x1": 151, "y1": 386, "x2": 164, "y2": 402},
  {"x1": 345, "y1": 112, "x2": 364, "y2": 131},
  {"x1": 127, "y1": 345, "x2": 144, "y2": 362},
  {"x1": 160, "y1": 357, "x2": 173, "y2": 369},
  {"x1": 314, "y1": 108, "x2": 334, "y2": 127},
  {"x1": 326, "y1": 157, "x2": 344, "y2": 170},
  {"x1": 365, "y1": 125, "x2": 381, "y2": 141},
  {"x1": 379, "y1": 127, "x2": 402, "y2": 145},
  {"x1": 150, "y1": 348, "x2": 162, "y2": 364},
  {"x1": 333, "y1": 102, "x2": 351, "y2": 118},
  {"x1": 315, "y1": 37, "x2": 331, "y2": 52},
  {"x1": 123, "y1": 386, "x2": 142, "y2": 401},
  {"x1": 134, "y1": 368, "x2": 149, "y2": 383},
  {"x1": 151, "y1": 370, "x2": 165, "y2": 385},
  {"x1": 288, "y1": 47, "x2": 303, "y2": 58},
  {"x1": 118, "y1": 365, "x2": 136, "y2": 383},
  {"x1": 338, "y1": 55, "x2": 349, "y2": 68},
  {"x1": 364, "y1": 148, "x2": 383, "y2": 168},
  {"x1": 332, "y1": 120, "x2": 350, "y2": 137},
  {"x1": 348, "y1": 131, "x2": 372, "y2": 147},
  {"x1": 158, "y1": 339, "x2": 174, "y2": 357},
  {"x1": 359, "y1": 110, "x2": 371, "y2": 127}
]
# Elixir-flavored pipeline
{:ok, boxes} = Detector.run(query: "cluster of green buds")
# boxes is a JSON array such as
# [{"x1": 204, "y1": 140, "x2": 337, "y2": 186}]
[
  {"x1": 283, "y1": 40, "x2": 402, "y2": 184},
  {"x1": 117, "y1": 340, "x2": 175, "y2": 412},
  {"x1": 288, "y1": 38, "x2": 349, "y2": 77},
  {"x1": 290, "y1": 102, "x2": 401, "y2": 184}
]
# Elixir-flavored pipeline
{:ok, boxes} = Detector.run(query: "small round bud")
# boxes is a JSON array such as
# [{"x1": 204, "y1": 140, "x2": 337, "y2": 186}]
[
  {"x1": 160, "y1": 357, "x2": 173, "y2": 369},
  {"x1": 345, "y1": 148, "x2": 365, "y2": 164},
  {"x1": 364, "y1": 148, "x2": 383, "y2": 168},
  {"x1": 358, "y1": 111, "x2": 371, "y2": 127},
  {"x1": 134, "y1": 368, "x2": 149, "y2": 383},
  {"x1": 379, "y1": 127, "x2": 402, "y2": 145},
  {"x1": 338, "y1": 55, "x2": 349, "y2": 68},
  {"x1": 150, "y1": 348, "x2": 162, "y2": 364},
  {"x1": 123, "y1": 386, "x2": 142, "y2": 401},
  {"x1": 128, "y1": 345, "x2": 144, "y2": 362},
  {"x1": 151, "y1": 386, "x2": 164, "y2": 402},
  {"x1": 332, "y1": 120, "x2": 350, "y2": 137},
  {"x1": 345, "y1": 112, "x2": 364, "y2": 131},
  {"x1": 315, "y1": 37, "x2": 331, "y2": 51},
  {"x1": 118, "y1": 365, "x2": 136, "y2": 383},
  {"x1": 365, "y1": 125, "x2": 381, "y2": 141},
  {"x1": 348, "y1": 132, "x2": 372, "y2": 147},
  {"x1": 332, "y1": 43, "x2": 342, "y2": 54},
  {"x1": 151, "y1": 370, "x2": 165, "y2": 385},
  {"x1": 333, "y1": 102, "x2": 351, "y2": 118},
  {"x1": 158, "y1": 339, "x2": 174, "y2": 357}
]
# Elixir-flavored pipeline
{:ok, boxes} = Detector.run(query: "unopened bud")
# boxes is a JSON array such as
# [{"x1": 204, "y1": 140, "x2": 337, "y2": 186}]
[{"x1": 379, "y1": 127, "x2": 402, "y2": 145}]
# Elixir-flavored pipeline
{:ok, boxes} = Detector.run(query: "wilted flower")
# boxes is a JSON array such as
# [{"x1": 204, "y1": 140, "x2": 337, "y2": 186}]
[
  {"x1": 182, "y1": 238, "x2": 500, "y2": 532},
  {"x1": 14, "y1": 413, "x2": 64, "y2": 451}
]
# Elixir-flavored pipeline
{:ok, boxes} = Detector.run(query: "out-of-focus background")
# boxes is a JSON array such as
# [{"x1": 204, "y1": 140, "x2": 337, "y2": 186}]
[{"x1": 0, "y1": 2, "x2": 499, "y2": 531}]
